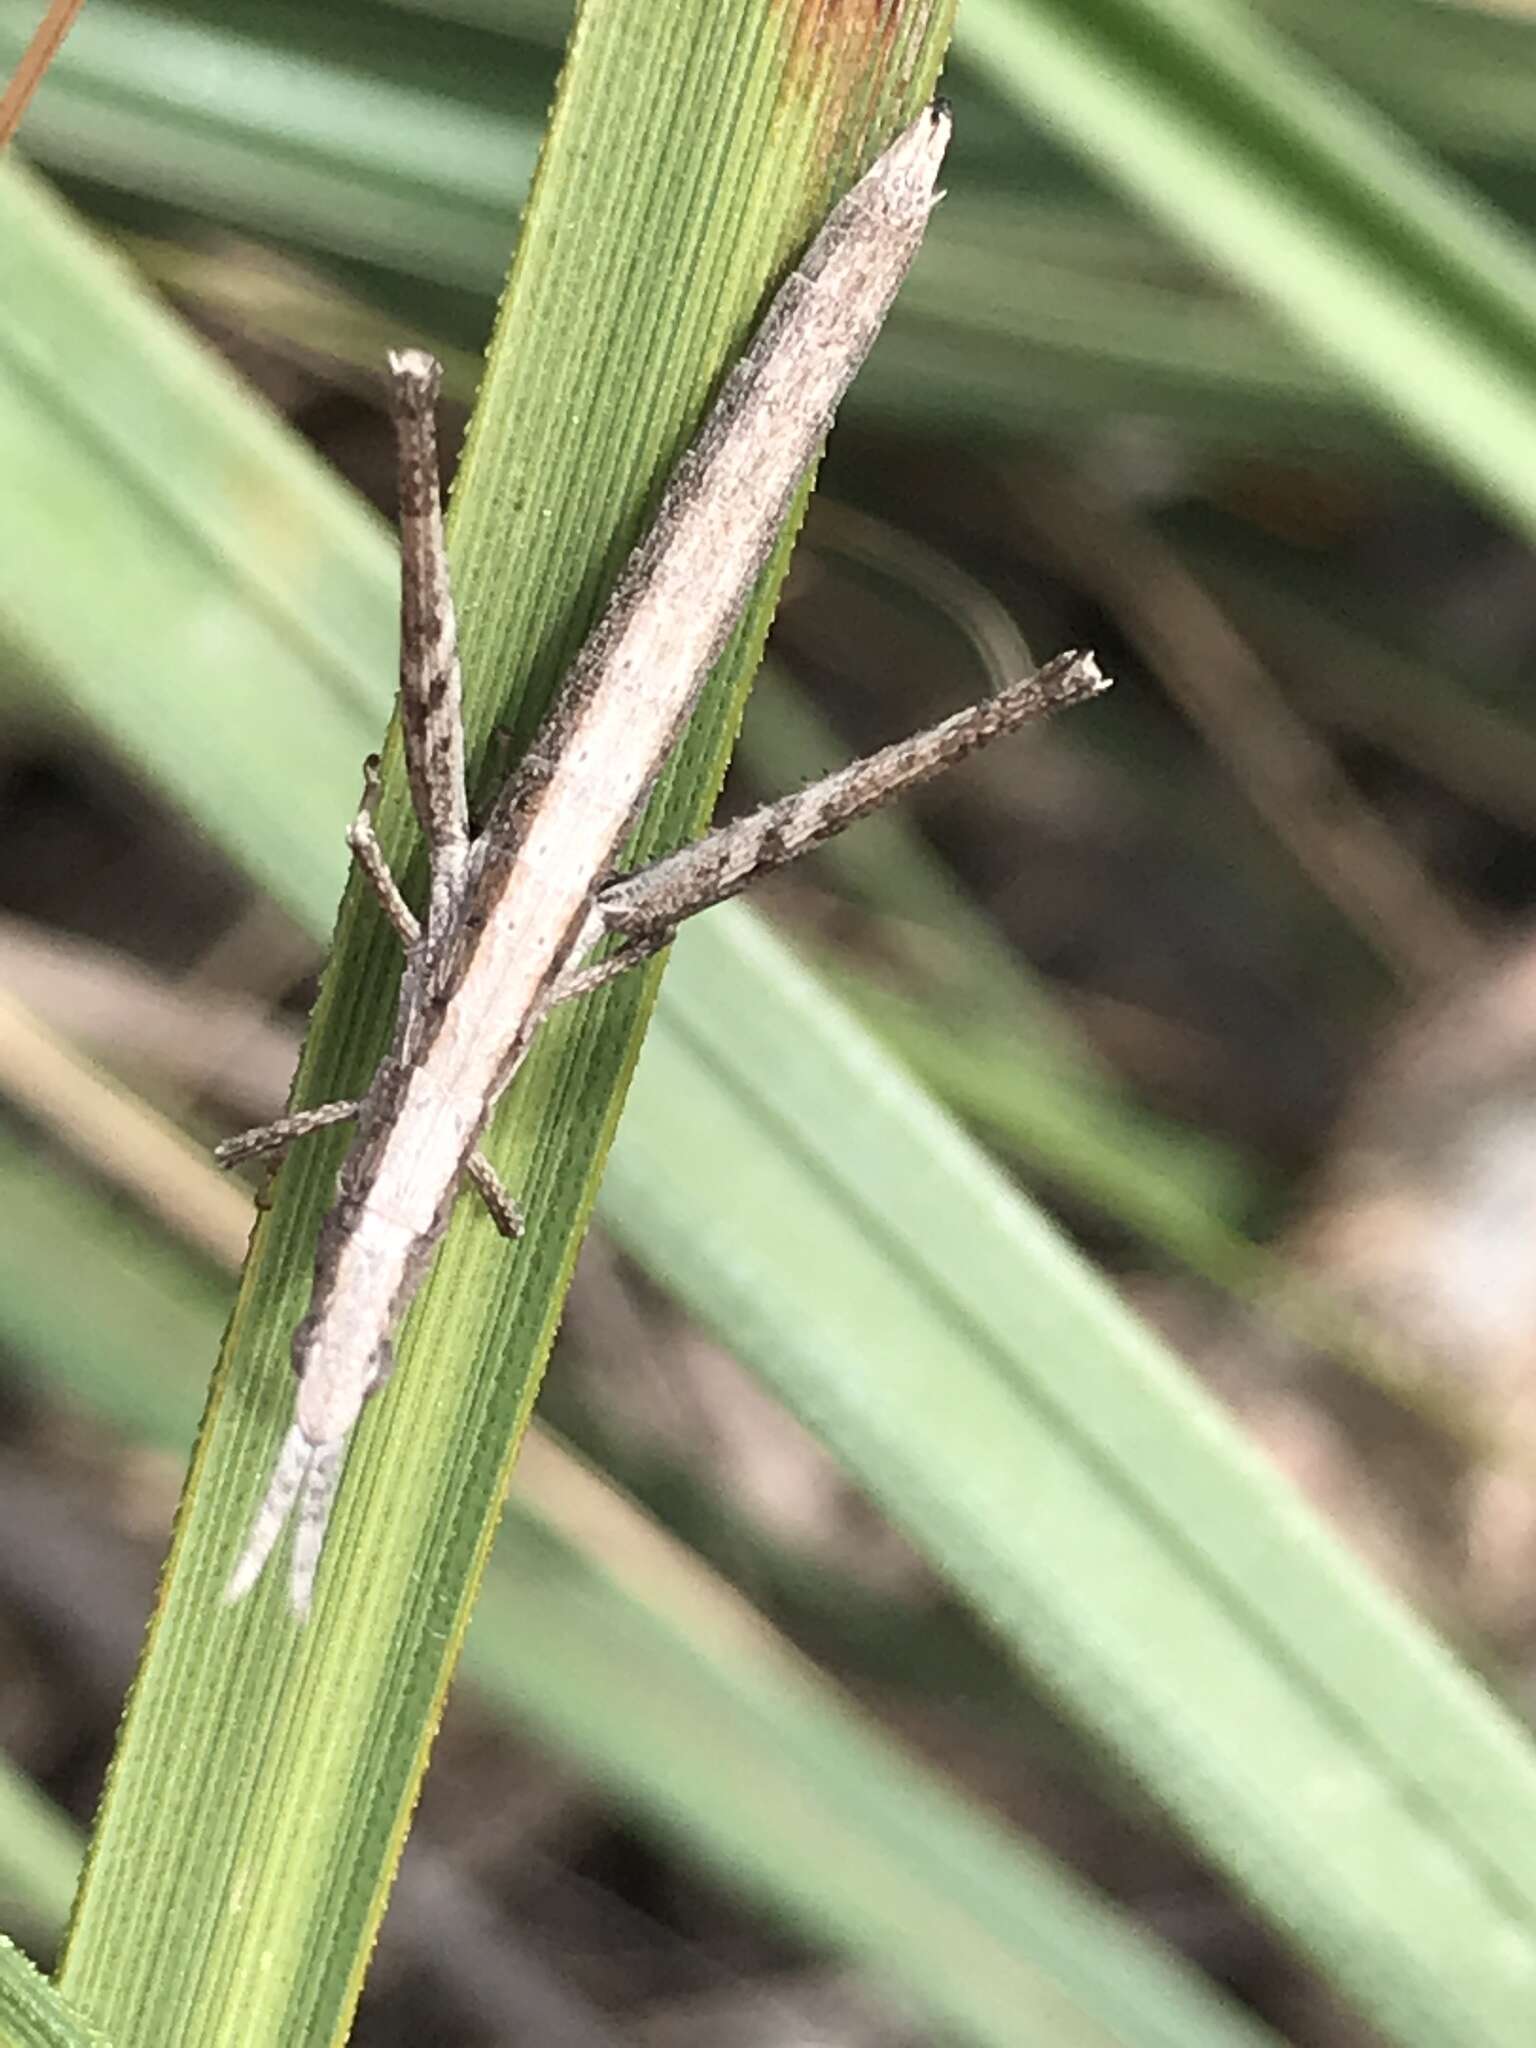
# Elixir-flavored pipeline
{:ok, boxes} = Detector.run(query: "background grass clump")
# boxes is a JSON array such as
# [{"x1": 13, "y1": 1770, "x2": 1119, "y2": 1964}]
[{"x1": 5, "y1": 2, "x2": 1536, "y2": 2045}]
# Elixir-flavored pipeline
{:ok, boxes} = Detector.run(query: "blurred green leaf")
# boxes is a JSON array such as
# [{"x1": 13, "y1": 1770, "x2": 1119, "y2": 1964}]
[
  {"x1": 0, "y1": 1941, "x2": 101, "y2": 2048},
  {"x1": 0, "y1": 1132, "x2": 1282, "y2": 2048},
  {"x1": 604, "y1": 908, "x2": 1536, "y2": 2048},
  {"x1": 0, "y1": 0, "x2": 1375, "y2": 447},
  {"x1": 13, "y1": 0, "x2": 1536, "y2": 469},
  {"x1": 958, "y1": 0, "x2": 1536, "y2": 538},
  {"x1": 0, "y1": 1767, "x2": 79, "y2": 1955},
  {"x1": 4, "y1": 5, "x2": 1536, "y2": 2046}
]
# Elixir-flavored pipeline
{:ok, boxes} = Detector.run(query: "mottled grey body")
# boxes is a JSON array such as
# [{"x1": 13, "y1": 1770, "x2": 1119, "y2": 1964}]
[{"x1": 221, "y1": 105, "x2": 1108, "y2": 1614}]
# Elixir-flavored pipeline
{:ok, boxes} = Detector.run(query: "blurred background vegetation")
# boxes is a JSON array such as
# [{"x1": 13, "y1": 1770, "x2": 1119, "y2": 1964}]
[{"x1": 7, "y1": 1, "x2": 1536, "y2": 2044}]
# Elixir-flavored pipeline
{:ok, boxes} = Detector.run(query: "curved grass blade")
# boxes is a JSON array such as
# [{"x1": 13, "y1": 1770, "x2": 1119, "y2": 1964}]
[
  {"x1": 602, "y1": 906, "x2": 1536, "y2": 2048},
  {"x1": 958, "y1": 0, "x2": 1536, "y2": 541}
]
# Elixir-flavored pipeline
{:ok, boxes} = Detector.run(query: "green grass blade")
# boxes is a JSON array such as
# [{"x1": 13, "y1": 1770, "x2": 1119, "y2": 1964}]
[
  {"x1": 601, "y1": 907, "x2": 1536, "y2": 2048},
  {"x1": 1268, "y1": 0, "x2": 1536, "y2": 162},
  {"x1": 0, "y1": 0, "x2": 545, "y2": 287},
  {"x1": 478, "y1": 1480, "x2": 1284, "y2": 2048},
  {"x1": 0, "y1": 1943, "x2": 102, "y2": 2048},
  {"x1": 48, "y1": 8, "x2": 961, "y2": 2046},
  {"x1": 0, "y1": 157, "x2": 390, "y2": 933},
  {"x1": 0, "y1": 1132, "x2": 1282, "y2": 2048},
  {"x1": 838, "y1": 977, "x2": 1259, "y2": 1268},
  {"x1": 0, "y1": 0, "x2": 1417, "y2": 451},
  {"x1": 19, "y1": 0, "x2": 1536, "y2": 488},
  {"x1": 0, "y1": 1768, "x2": 80, "y2": 1954},
  {"x1": 957, "y1": 0, "x2": 1536, "y2": 540}
]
